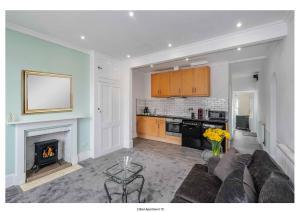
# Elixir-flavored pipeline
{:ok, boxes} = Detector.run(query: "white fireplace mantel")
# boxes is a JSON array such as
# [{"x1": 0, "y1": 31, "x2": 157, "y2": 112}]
[
  {"x1": 13, "y1": 118, "x2": 80, "y2": 186},
  {"x1": 7, "y1": 115, "x2": 88, "y2": 125}
]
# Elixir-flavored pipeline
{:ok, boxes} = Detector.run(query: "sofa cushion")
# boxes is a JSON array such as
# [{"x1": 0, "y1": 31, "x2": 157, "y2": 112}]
[
  {"x1": 248, "y1": 150, "x2": 284, "y2": 192},
  {"x1": 174, "y1": 164, "x2": 222, "y2": 203},
  {"x1": 215, "y1": 166, "x2": 257, "y2": 203},
  {"x1": 214, "y1": 148, "x2": 252, "y2": 181},
  {"x1": 258, "y1": 172, "x2": 294, "y2": 203}
]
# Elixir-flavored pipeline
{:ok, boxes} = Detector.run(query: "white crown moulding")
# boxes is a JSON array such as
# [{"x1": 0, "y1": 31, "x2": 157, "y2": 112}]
[
  {"x1": 6, "y1": 22, "x2": 90, "y2": 54},
  {"x1": 129, "y1": 20, "x2": 288, "y2": 69}
]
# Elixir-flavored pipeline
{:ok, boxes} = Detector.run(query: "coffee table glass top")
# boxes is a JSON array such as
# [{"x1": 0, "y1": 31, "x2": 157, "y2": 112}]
[{"x1": 104, "y1": 161, "x2": 143, "y2": 182}]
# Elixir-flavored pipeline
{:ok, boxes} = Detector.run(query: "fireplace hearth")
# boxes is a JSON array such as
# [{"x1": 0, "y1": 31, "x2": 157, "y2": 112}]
[{"x1": 31, "y1": 139, "x2": 59, "y2": 172}]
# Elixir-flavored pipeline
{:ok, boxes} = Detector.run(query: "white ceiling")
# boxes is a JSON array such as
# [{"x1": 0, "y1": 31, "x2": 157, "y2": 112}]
[
  {"x1": 6, "y1": 10, "x2": 289, "y2": 59},
  {"x1": 133, "y1": 41, "x2": 274, "y2": 73}
]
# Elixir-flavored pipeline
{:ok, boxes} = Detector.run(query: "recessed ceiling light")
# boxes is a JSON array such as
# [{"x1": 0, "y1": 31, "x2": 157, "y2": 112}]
[
  {"x1": 127, "y1": 54, "x2": 131, "y2": 58},
  {"x1": 185, "y1": 58, "x2": 189, "y2": 61},
  {"x1": 150, "y1": 64, "x2": 154, "y2": 68},
  {"x1": 237, "y1": 47, "x2": 242, "y2": 51},
  {"x1": 236, "y1": 22, "x2": 242, "y2": 28},
  {"x1": 129, "y1": 11, "x2": 134, "y2": 17},
  {"x1": 168, "y1": 43, "x2": 172, "y2": 48},
  {"x1": 80, "y1": 35, "x2": 85, "y2": 40}
]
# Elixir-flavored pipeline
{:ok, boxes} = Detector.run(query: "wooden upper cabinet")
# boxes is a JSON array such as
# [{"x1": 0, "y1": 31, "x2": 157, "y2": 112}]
[
  {"x1": 193, "y1": 66, "x2": 210, "y2": 96},
  {"x1": 151, "y1": 73, "x2": 160, "y2": 97},
  {"x1": 169, "y1": 71, "x2": 182, "y2": 96},
  {"x1": 151, "y1": 72, "x2": 170, "y2": 97},
  {"x1": 158, "y1": 72, "x2": 170, "y2": 97},
  {"x1": 151, "y1": 66, "x2": 210, "y2": 97},
  {"x1": 181, "y1": 69, "x2": 194, "y2": 96}
]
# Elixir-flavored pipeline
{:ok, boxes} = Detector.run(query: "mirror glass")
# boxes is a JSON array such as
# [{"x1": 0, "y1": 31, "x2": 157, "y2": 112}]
[{"x1": 23, "y1": 71, "x2": 72, "y2": 114}]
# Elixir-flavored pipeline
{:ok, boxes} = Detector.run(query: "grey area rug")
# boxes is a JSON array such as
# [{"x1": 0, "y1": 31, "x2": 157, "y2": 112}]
[{"x1": 6, "y1": 139, "x2": 206, "y2": 203}]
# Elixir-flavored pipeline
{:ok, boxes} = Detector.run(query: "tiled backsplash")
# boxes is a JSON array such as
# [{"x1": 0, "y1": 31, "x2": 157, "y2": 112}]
[{"x1": 136, "y1": 97, "x2": 228, "y2": 117}]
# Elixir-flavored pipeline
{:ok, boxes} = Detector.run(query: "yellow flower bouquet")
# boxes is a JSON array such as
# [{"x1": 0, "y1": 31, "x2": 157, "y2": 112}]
[{"x1": 203, "y1": 128, "x2": 231, "y2": 156}]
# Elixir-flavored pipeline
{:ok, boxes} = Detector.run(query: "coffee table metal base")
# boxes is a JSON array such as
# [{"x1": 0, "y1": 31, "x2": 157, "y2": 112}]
[{"x1": 104, "y1": 175, "x2": 145, "y2": 203}]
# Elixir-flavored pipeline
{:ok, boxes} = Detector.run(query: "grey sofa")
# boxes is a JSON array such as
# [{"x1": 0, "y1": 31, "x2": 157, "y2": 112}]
[{"x1": 171, "y1": 150, "x2": 294, "y2": 203}]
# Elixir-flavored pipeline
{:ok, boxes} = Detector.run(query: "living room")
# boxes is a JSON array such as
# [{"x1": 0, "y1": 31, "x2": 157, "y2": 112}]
[{"x1": 1, "y1": 1, "x2": 298, "y2": 211}]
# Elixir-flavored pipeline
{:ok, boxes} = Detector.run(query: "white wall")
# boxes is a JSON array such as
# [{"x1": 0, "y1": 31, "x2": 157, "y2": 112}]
[
  {"x1": 232, "y1": 75, "x2": 256, "y2": 91},
  {"x1": 132, "y1": 71, "x2": 148, "y2": 137},
  {"x1": 94, "y1": 52, "x2": 121, "y2": 81},
  {"x1": 256, "y1": 13, "x2": 294, "y2": 178},
  {"x1": 210, "y1": 62, "x2": 229, "y2": 99},
  {"x1": 118, "y1": 62, "x2": 133, "y2": 149}
]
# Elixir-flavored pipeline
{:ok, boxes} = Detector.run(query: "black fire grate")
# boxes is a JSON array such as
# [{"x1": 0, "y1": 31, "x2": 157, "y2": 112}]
[{"x1": 31, "y1": 139, "x2": 58, "y2": 172}]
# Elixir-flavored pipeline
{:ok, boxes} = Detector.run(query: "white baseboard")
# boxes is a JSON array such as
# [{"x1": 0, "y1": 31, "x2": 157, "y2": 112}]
[
  {"x1": 6, "y1": 173, "x2": 16, "y2": 188},
  {"x1": 78, "y1": 150, "x2": 91, "y2": 161}
]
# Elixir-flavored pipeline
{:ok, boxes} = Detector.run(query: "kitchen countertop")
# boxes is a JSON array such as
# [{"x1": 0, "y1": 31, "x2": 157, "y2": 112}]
[{"x1": 136, "y1": 114, "x2": 228, "y2": 124}]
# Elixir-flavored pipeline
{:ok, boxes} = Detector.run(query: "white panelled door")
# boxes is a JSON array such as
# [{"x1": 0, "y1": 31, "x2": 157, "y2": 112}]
[{"x1": 95, "y1": 81, "x2": 121, "y2": 157}]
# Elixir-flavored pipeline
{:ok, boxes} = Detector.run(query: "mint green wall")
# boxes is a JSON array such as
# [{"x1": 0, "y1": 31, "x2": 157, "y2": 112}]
[{"x1": 6, "y1": 29, "x2": 90, "y2": 175}]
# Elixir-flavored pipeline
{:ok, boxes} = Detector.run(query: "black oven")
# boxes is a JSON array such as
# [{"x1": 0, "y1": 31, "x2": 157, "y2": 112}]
[{"x1": 166, "y1": 118, "x2": 182, "y2": 137}]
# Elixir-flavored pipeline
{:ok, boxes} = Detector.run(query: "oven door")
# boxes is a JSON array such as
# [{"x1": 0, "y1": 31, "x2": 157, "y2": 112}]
[{"x1": 166, "y1": 122, "x2": 181, "y2": 135}]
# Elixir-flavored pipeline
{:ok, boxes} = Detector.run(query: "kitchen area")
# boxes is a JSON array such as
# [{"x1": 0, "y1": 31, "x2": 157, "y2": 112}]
[{"x1": 132, "y1": 64, "x2": 230, "y2": 153}]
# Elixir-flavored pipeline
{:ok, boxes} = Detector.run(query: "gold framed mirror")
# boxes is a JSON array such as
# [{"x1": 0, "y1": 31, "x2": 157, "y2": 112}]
[{"x1": 22, "y1": 70, "x2": 73, "y2": 114}]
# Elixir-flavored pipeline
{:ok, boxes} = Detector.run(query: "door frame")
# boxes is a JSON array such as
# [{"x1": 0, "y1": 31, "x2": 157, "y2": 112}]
[{"x1": 231, "y1": 90, "x2": 257, "y2": 133}]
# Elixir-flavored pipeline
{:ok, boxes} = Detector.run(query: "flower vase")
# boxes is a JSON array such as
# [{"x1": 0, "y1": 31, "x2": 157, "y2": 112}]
[{"x1": 210, "y1": 140, "x2": 221, "y2": 157}]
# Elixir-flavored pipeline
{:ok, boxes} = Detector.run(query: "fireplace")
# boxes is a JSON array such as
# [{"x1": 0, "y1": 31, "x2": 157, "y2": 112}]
[{"x1": 32, "y1": 139, "x2": 59, "y2": 172}]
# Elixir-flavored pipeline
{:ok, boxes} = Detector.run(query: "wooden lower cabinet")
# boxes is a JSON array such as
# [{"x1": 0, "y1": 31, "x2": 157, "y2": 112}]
[{"x1": 136, "y1": 116, "x2": 181, "y2": 145}]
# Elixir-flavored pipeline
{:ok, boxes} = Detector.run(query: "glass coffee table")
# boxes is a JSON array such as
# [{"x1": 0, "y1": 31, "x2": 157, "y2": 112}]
[{"x1": 103, "y1": 158, "x2": 145, "y2": 203}]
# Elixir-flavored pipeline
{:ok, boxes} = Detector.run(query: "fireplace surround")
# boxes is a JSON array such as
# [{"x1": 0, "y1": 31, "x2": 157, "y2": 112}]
[{"x1": 10, "y1": 118, "x2": 79, "y2": 186}]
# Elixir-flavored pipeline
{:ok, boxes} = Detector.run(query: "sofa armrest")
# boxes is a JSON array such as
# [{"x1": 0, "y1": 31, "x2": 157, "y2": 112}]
[{"x1": 207, "y1": 157, "x2": 220, "y2": 174}]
